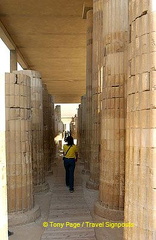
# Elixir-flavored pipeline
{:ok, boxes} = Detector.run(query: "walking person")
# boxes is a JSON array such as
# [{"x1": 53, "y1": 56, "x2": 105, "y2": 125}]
[{"x1": 63, "y1": 136, "x2": 78, "y2": 193}]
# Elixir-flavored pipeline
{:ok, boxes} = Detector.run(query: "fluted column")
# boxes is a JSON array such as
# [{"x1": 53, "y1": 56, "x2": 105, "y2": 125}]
[
  {"x1": 49, "y1": 95, "x2": 56, "y2": 165},
  {"x1": 95, "y1": 0, "x2": 128, "y2": 220},
  {"x1": 124, "y1": 1, "x2": 156, "y2": 239},
  {"x1": 77, "y1": 104, "x2": 82, "y2": 161},
  {"x1": 14, "y1": 70, "x2": 49, "y2": 193},
  {"x1": 85, "y1": 9, "x2": 93, "y2": 177},
  {"x1": 43, "y1": 84, "x2": 52, "y2": 172},
  {"x1": 80, "y1": 95, "x2": 88, "y2": 171},
  {"x1": 5, "y1": 73, "x2": 40, "y2": 226},
  {"x1": 0, "y1": 74, "x2": 8, "y2": 240},
  {"x1": 86, "y1": 0, "x2": 103, "y2": 189}
]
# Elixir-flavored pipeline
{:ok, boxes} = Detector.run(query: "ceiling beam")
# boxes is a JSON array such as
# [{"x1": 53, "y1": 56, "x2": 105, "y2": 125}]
[{"x1": 0, "y1": 20, "x2": 29, "y2": 69}]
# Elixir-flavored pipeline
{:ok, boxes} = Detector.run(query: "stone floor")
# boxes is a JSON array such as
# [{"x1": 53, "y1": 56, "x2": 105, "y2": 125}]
[{"x1": 9, "y1": 158, "x2": 123, "y2": 240}]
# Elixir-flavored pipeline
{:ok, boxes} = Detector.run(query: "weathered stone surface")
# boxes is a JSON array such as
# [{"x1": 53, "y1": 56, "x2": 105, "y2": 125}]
[
  {"x1": 86, "y1": 0, "x2": 102, "y2": 189},
  {"x1": 0, "y1": 74, "x2": 8, "y2": 240},
  {"x1": 94, "y1": 0, "x2": 128, "y2": 219},
  {"x1": 78, "y1": 95, "x2": 88, "y2": 168},
  {"x1": 13, "y1": 70, "x2": 49, "y2": 193},
  {"x1": 85, "y1": 10, "x2": 93, "y2": 178},
  {"x1": 124, "y1": 1, "x2": 156, "y2": 239},
  {"x1": 5, "y1": 72, "x2": 40, "y2": 226}
]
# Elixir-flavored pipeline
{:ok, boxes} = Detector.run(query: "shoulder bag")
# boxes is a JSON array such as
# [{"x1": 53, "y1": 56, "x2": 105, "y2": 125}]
[{"x1": 63, "y1": 145, "x2": 72, "y2": 160}]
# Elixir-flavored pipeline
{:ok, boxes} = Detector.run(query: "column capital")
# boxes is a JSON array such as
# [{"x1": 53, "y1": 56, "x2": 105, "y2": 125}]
[{"x1": 82, "y1": 2, "x2": 93, "y2": 19}]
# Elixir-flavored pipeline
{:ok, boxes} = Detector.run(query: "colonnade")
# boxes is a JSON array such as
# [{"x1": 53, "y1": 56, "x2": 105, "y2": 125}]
[
  {"x1": 78, "y1": 0, "x2": 156, "y2": 239},
  {"x1": 5, "y1": 70, "x2": 56, "y2": 226}
]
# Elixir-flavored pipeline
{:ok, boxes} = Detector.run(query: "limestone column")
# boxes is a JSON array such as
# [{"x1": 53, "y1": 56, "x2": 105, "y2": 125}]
[
  {"x1": 43, "y1": 84, "x2": 51, "y2": 172},
  {"x1": 80, "y1": 95, "x2": 88, "y2": 173},
  {"x1": 5, "y1": 73, "x2": 40, "y2": 226},
  {"x1": 14, "y1": 70, "x2": 49, "y2": 193},
  {"x1": 86, "y1": 0, "x2": 103, "y2": 189},
  {"x1": 84, "y1": 10, "x2": 93, "y2": 176},
  {"x1": 124, "y1": 1, "x2": 156, "y2": 239},
  {"x1": 94, "y1": 0, "x2": 128, "y2": 220},
  {"x1": 46, "y1": 93, "x2": 54, "y2": 173},
  {"x1": 49, "y1": 95, "x2": 56, "y2": 165},
  {"x1": 10, "y1": 50, "x2": 17, "y2": 72},
  {"x1": 77, "y1": 104, "x2": 82, "y2": 161},
  {"x1": 0, "y1": 74, "x2": 8, "y2": 240}
]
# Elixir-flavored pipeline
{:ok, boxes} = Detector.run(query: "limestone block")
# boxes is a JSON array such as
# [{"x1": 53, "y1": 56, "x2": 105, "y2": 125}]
[
  {"x1": 140, "y1": 72, "x2": 150, "y2": 92},
  {"x1": 150, "y1": 33, "x2": 156, "y2": 56},
  {"x1": 150, "y1": 71, "x2": 156, "y2": 90},
  {"x1": 140, "y1": 91, "x2": 150, "y2": 110},
  {"x1": 135, "y1": 17, "x2": 141, "y2": 38},
  {"x1": 150, "y1": 12, "x2": 156, "y2": 32},
  {"x1": 141, "y1": 14, "x2": 149, "y2": 36},
  {"x1": 141, "y1": 53, "x2": 149, "y2": 73},
  {"x1": 141, "y1": 0, "x2": 148, "y2": 14}
]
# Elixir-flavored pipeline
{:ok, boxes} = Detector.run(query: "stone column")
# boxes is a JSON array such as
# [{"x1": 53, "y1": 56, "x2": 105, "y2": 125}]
[
  {"x1": 49, "y1": 95, "x2": 56, "y2": 165},
  {"x1": 70, "y1": 115, "x2": 78, "y2": 139},
  {"x1": 86, "y1": 0, "x2": 103, "y2": 189},
  {"x1": 85, "y1": 10, "x2": 93, "y2": 177},
  {"x1": 95, "y1": 0, "x2": 128, "y2": 220},
  {"x1": 124, "y1": 1, "x2": 156, "y2": 239},
  {"x1": 80, "y1": 95, "x2": 88, "y2": 173},
  {"x1": 14, "y1": 70, "x2": 49, "y2": 193},
  {"x1": 77, "y1": 104, "x2": 82, "y2": 161},
  {"x1": 5, "y1": 73, "x2": 40, "y2": 226},
  {"x1": 43, "y1": 84, "x2": 52, "y2": 172},
  {"x1": 45, "y1": 93, "x2": 54, "y2": 173},
  {"x1": 10, "y1": 50, "x2": 17, "y2": 72},
  {"x1": 0, "y1": 74, "x2": 8, "y2": 240}
]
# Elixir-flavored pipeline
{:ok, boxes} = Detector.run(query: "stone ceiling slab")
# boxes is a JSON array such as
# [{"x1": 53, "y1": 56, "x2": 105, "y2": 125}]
[{"x1": 0, "y1": 0, "x2": 93, "y2": 103}]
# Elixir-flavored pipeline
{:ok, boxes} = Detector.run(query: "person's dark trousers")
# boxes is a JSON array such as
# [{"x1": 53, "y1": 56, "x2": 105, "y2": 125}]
[{"x1": 64, "y1": 158, "x2": 75, "y2": 190}]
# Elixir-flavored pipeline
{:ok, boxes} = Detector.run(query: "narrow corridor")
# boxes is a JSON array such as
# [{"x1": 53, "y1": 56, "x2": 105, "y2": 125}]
[
  {"x1": 9, "y1": 156, "x2": 123, "y2": 240},
  {"x1": 41, "y1": 159, "x2": 96, "y2": 240},
  {"x1": 0, "y1": 1, "x2": 156, "y2": 239}
]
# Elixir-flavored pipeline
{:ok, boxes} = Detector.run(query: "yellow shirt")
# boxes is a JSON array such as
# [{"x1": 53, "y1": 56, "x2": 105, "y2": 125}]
[{"x1": 63, "y1": 144, "x2": 78, "y2": 159}]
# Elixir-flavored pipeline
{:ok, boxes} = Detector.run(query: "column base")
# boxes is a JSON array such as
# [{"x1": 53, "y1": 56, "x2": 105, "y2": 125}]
[
  {"x1": 94, "y1": 201, "x2": 124, "y2": 221},
  {"x1": 8, "y1": 205, "x2": 41, "y2": 226},
  {"x1": 86, "y1": 179, "x2": 99, "y2": 190},
  {"x1": 34, "y1": 182, "x2": 49, "y2": 193}
]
